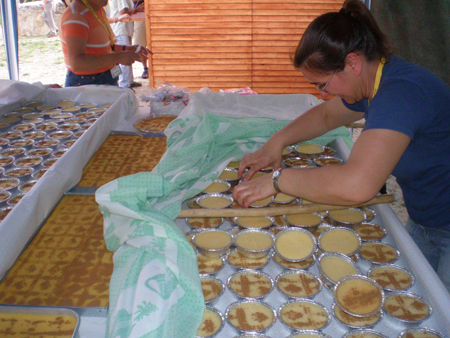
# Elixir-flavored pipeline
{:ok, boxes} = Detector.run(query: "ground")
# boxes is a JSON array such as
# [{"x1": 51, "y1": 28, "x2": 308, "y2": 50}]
[{"x1": 0, "y1": 34, "x2": 408, "y2": 225}]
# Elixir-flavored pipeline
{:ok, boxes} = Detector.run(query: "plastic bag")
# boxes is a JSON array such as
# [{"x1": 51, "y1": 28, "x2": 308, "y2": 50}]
[
  {"x1": 141, "y1": 81, "x2": 191, "y2": 102},
  {"x1": 219, "y1": 87, "x2": 258, "y2": 95},
  {"x1": 140, "y1": 81, "x2": 192, "y2": 117}
]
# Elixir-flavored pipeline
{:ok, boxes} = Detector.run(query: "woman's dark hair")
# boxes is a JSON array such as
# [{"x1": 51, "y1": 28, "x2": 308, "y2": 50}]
[{"x1": 293, "y1": 0, "x2": 392, "y2": 73}]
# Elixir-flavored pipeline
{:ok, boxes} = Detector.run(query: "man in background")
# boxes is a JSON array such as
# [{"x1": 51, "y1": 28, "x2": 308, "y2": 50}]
[
  {"x1": 41, "y1": 0, "x2": 58, "y2": 37},
  {"x1": 109, "y1": 0, "x2": 142, "y2": 88}
]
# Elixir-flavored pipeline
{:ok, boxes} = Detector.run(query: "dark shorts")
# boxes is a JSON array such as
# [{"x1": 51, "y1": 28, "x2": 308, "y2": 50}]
[{"x1": 65, "y1": 69, "x2": 118, "y2": 87}]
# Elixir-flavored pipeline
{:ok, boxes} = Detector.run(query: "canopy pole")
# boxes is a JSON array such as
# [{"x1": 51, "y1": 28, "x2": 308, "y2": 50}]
[{"x1": 1, "y1": 0, "x2": 19, "y2": 80}]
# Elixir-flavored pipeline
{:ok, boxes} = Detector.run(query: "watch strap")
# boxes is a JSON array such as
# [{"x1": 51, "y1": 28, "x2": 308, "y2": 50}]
[{"x1": 272, "y1": 168, "x2": 284, "y2": 193}]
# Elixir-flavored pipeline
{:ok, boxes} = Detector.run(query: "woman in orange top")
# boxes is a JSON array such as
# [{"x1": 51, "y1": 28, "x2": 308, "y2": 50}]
[{"x1": 59, "y1": 0, "x2": 151, "y2": 86}]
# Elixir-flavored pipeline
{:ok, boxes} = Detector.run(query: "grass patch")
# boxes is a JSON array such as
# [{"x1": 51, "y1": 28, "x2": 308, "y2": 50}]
[{"x1": 18, "y1": 36, "x2": 62, "y2": 64}]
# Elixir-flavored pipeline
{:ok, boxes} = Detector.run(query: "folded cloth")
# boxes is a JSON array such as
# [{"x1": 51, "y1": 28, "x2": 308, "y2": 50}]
[{"x1": 96, "y1": 101, "x2": 352, "y2": 338}]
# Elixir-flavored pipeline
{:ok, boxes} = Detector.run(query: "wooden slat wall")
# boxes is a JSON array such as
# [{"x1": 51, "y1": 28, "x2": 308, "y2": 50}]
[{"x1": 146, "y1": 0, "x2": 344, "y2": 94}]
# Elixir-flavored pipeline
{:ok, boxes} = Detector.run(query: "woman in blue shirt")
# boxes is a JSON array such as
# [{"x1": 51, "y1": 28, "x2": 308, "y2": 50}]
[{"x1": 233, "y1": 0, "x2": 450, "y2": 292}]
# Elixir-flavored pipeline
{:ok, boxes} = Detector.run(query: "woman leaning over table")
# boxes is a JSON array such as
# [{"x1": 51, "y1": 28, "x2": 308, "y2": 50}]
[
  {"x1": 59, "y1": 0, "x2": 151, "y2": 87},
  {"x1": 232, "y1": 0, "x2": 450, "y2": 293}
]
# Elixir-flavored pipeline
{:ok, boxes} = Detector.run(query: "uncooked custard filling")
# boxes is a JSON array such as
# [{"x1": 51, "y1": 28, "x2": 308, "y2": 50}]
[
  {"x1": 236, "y1": 232, "x2": 273, "y2": 251},
  {"x1": 194, "y1": 231, "x2": 231, "y2": 249},
  {"x1": 198, "y1": 196, "x2": 231, "y2": 209},
  {"x1": 276, "y1": 231, "x2": 314, "y2": 260}
]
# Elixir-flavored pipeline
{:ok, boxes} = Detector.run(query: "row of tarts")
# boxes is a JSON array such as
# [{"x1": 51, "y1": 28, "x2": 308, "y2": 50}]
[{"x1": 0, "y1": 99, "x2": 113, "y2": 222}]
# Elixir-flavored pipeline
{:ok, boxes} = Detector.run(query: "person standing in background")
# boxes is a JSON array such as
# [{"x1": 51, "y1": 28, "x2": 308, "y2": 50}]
[
  {"x1": 41, "y1": 0, "x2": 58, "y2": 37},
  {"x1": 132, "y1": 0, "x2": 149, "y2": 79},
  {"x1": 59, "y1": 0, "x2": 150, "y2": 87},
  {"x1": 109, "y1": 0, "x2": 142, "y2": 88}
]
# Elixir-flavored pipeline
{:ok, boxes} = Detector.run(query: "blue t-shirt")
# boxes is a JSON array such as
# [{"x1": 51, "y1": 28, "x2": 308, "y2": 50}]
[{"x1": 343, "y1": 55, "x2": 450, "y2": 228}]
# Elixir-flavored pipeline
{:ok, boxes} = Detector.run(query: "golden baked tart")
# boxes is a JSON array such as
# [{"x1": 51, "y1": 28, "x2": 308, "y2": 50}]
[
  {"x1": 226, "y1": 301, "x2": 275, "y2": 332},
  {"x1": 6, "y1": 193, "x2": 25, "y2": 206},
  {"x1": 334, "y1": 275, "x2": 384, "y2": 317},
  {"x1": 314, "y1": 156, "x2": 343, "y2": 166},
  {"x1": 352, "y1": 222, "x2": 386, "y2": 241},
  {"x1": 9, "y1": 139, "x2": 33, "y2": 147},
  {"x1": 26, "y1": 148, "x2": 52, "y2": 157},
  {"x1": 368, "y1": 264, "x2": 414, "y2": 291},
  {"x1": 196, "y1": 254, "x2": 224, "y2": 275},
  {"x1": 0, "y1": 191, "x2": 11, "y2": 203},
  {"x1": 196, "y1": 307, "x2": 223, "y2": 337},
  {"x1": 332, "y1": 303, "x2": 382, "y2": 329},
  {"x1": 383, "y1": 291, "x2": 431, "y2": 323},
  {"x1": 12, "y1": 124, "x2": 34, "y2": 132},
  {"x1": 283, "y1": 157, "x2": 312, "y2": 168},
  {"x1": 200, "y1": 276, "x2": 224, "y2": 303},
  {"x1": 0, "y1": 155, "x2": 14, "y2": 166},
  {"x1": 186, "y1": 217, "x2": 223, "y2": 229},
  {"x1": 272, "y1": 252, "x2": 315, "y2": 270},
  {"x1": 227, "y1": 249, "x2": 269, "y2": 270},
  {"x1": 14, "y1": 156, "x2": 42, "y2": 167},
  {"x1": 23, "y1": 131, "x2": 46, "y2": 140},
  {"x1": 227, "y1": 271, "x2": 273, "y2": 299},
  {"x1": 360, "y1": 242, "x2": 399, "y2": 264},
  {"x1": 0, "y1": 138, "x2": 9, "y2": 146},
  {"x1": 0, "y1": 206, "x2": 13, "y2": 221},
  {"x1": 278, "y1": 300, "x2": 330, "y2": 330},
  {"x1": 134, "y1": 116, "x2": 177, "y2": 133},
  {"x1": 398, "y1": 328, "x2": 445, "y2": 338},
  {"x1": 276, "y1": 270, "x2": 322, "y2": 299},
  {"x1": 1, "y1": 147, "x2": 26, "y2": 156},
  {"x1": 4, "y1": 167, "x2": 33, "y2": 178}
]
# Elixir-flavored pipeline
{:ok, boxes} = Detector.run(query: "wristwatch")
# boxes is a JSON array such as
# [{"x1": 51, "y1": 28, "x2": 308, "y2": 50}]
[{"x1": 272, "y1": 168, "x2": 284, "y2": 193}]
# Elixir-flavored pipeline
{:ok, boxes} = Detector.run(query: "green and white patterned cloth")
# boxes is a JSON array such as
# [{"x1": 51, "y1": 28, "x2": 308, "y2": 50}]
[{"x1": 95, "y1": 96, "x2": 352, "y2": 338}]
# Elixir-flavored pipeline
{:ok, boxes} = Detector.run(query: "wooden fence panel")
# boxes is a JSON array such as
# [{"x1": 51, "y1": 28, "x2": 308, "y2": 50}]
[{"x1": 145, "y1": 0, "x2": 344, "y2": 95}]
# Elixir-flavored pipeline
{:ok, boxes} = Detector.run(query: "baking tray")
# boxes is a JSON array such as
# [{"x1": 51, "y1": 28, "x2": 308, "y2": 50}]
[
  {"x1": 0, "y1": 304, "x2": 80, "y2": 338},
  {"x1": 177, "y1": 140, "x2": 449, "y2": 338}
]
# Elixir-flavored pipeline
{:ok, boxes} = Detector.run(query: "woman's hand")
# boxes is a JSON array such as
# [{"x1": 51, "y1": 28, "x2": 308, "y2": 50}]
[
  {"x1": 238, "y1": 140, "x2": 283, "y2": 181},
  {"x1": 126, "y1": 45, "x2": 153, "y2": 57},
  {"x1": 232, "y1": 172, "x2": 277, "y2": 208}
]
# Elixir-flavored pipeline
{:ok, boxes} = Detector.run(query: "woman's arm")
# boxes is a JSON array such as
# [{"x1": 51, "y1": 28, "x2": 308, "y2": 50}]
[
  {"x1": 233, "y1": 128, "x2": 411, "y2": 208},
  {"x1": 238, "y1": 96, "x2": 364, "y2": 180},
  {"x1": 65, "y1": 36, "x2": 142, "y2": 73}
]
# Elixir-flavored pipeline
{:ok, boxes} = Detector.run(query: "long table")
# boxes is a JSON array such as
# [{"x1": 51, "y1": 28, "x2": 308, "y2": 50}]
[{"x1": 0, "y1": 83, "x2": 449, "y2": 337}]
